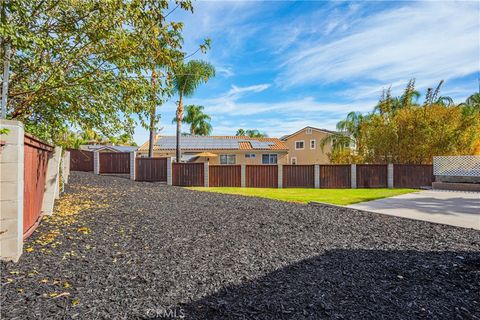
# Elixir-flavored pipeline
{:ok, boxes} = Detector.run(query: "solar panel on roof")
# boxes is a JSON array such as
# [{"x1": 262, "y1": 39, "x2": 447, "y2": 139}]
[{"x1": 155, "y1": 136, "x2": 240, "y2": 149}]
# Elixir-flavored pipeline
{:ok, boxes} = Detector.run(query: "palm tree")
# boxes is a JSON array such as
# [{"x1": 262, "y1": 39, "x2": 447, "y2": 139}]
[
  {"x1": 172, "y1": 105, "x2": 212, "y2": 135},
  {"x1": 172, "y1": 60, "x2": 215, "y2": 161},
  {"x1": 235, "y1": 129, "x2": 267, "y2": 137},
  {"x1": 459, "y1": 92, "x2": 480, "y2": 115},
  {"x1": 320, "y1": 111, "x2": 365, "y2": 152}
]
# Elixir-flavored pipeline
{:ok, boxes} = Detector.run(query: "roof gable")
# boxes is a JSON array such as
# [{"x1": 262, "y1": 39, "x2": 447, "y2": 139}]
[{"x1": 280, "y1": 126, "x2": 335, "y2": 141}]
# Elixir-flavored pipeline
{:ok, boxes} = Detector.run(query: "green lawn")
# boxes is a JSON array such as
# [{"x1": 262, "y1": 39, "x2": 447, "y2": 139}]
[{"x1": 188, "y1": 187, "x2": 416, "y2": 205}]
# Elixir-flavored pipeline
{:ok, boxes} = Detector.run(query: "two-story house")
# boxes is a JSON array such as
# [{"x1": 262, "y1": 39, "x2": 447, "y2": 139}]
[{"x1": 281, "y1": 126, "x2": 335, "y2": 164}]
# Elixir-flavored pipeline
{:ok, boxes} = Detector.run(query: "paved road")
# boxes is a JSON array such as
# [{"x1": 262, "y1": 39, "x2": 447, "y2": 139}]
[{"x1": 348, "y1": 190, "x2": 480, "y2": 230}]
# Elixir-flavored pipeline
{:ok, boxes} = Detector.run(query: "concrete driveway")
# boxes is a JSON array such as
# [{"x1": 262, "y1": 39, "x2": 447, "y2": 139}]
[{"x1": 348, "y1": 190, "x2": 480, "y2": 230}]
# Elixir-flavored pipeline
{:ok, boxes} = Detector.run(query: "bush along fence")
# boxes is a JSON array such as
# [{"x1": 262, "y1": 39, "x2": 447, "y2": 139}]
[
  {"x1": 86, "y1": 151, "x2": 434, "y2": 189},
  {"x1": 1, "y1": 120, "x2": 70, "y2": 261}
]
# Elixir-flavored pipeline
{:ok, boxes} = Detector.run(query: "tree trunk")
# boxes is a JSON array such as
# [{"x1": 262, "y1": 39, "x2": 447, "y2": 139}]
[
  {"x1": 148, "y1": 70, "x2": 157, "y2": 158},
  {"x1": 176, "y1": 95, "x2": 184, "y2": 162}
]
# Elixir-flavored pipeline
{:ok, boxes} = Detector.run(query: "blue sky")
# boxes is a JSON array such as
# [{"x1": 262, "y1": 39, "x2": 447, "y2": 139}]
[{"x1": 133, "y1": 0, "x2": 480, "y2": 145}]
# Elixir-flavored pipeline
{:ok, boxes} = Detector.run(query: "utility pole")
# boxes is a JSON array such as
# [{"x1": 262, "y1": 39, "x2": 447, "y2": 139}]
[{"x1": 1, "y1": 1, "x2": 10, "y2": 119}]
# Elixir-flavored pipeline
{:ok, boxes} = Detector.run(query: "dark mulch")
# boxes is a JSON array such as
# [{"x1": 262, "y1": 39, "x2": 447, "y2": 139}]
[{"x1": 1, "y1": 172, "x2": 479, "y2": 319}]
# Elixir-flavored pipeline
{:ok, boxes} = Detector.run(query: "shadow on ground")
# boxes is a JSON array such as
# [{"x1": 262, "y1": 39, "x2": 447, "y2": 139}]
[{"x1": 174, "y1": 249, "x2": 480, "y2": 320}]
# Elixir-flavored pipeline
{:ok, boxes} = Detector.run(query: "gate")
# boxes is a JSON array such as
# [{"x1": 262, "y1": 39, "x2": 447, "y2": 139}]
[
  {"x1": 136, "y1": 158, "x2": 167, "y2": 182},
  {"x1": 69, "y1": 149, "x2": 93, "y2": 171},
  {"x1": 23, "y1": 134, "x2": 53, "y2": 238},
  {"x1": 172, "y1": 163, "x2": 204, "y2": 186},
  {"x1": 99, "y1": 152, "x2": 130, "y2": 174}
]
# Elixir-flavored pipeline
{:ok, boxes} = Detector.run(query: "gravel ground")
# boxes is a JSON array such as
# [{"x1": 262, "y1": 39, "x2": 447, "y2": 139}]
[{"x1": 1, "y1": 171, "x2": 479, "y2": 319}]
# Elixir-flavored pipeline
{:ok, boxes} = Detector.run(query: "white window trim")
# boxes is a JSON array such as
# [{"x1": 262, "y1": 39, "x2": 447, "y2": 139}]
[
  {"x1": 295, "y1": 140, "x2": 305, "y2": 150},
  {"x1": 291, "y1": 157, "x2": 297, "y2": 165},
  {"x1": 220, "y1": 154, "x2": 236, "y2": 165},
  {"x1": 310, "y1": 139, "x2": 316, "y2": 150},
  {"x1": 262, "y1": 153, "x2": 278, "y2": 164}
]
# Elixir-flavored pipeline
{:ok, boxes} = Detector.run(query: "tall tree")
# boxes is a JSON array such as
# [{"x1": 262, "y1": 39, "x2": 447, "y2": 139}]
[
  {"x1": 173, "y1": 105, "x2": 212, "y2": 135},
  {"x1": 172, "y1": 60, "x2": 215, "y2": 161},
  {"x1": 0, "y1": 0, "x2": 195, "y2": 143}
]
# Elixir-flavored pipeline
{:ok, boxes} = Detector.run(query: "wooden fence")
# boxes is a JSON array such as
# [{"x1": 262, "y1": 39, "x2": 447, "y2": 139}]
[
  {"x1": 283, "y1": 165, "x2": 314, "y2": 188},
  {"x1": 357, "y1": 164, "x2": 388, "y2": 188},
  {"x1": 209, "y1": 165, "x2": 241, "y2": 187},
  {"x1": 99, "y1": 152, "x2": 130, "y2": 174},
  {"x1": 173, "y1": 163, "x2": 204, "y2": 186},
  {"x1": 69, "y1": 149, "x2": 93, "y2": 171},
  {"x1": 394, "y1": 164, "x2": 434, "y2": 188},
  {"x1": 320, "y1": 165, "x2": 351, "y2": 188},
  {"x1": 136, "y1": 158, "x2": 167, "y2": 182},
  {"x1": 246, "y1": 165, "x2": 278, "y2": 188},
  {"x1": 23, "y1": 134, "x2": 53, "y2": 238}
]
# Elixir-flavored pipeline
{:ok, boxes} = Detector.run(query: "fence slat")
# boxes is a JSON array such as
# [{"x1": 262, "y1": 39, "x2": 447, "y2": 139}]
[
  {"x1": 394, "y1": 164, "x2": 433, "y2": 188},
  {"x1": 173, "y1": 163, "x2": 204, "y2": 186},
  {"x1": 99, "y1": 152, "x2": 130, "y2": 174},
  {"x1": 246, "y1": 165, "x2": 278, "y2": 188},
  {"x1": 136, "y1": 158, "x2": 167, "y2": 182},
  {"x1": 209, "y1": 165, "x2": 241, "y2": 187},
  {"x1": 319, "y1": 165, "x2": 351, "y2": 188},
  {"x1": 69, "y1": 149, "x2": 94, "y2": 172},
  {"x1": 356, "y1": 164, "x2": 388, "y2": 188},
  {"x1": 283, "y1": 165, "x2": 314, "y2": 188}
]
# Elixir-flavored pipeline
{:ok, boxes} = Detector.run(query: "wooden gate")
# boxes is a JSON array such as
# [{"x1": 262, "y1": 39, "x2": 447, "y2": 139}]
[
  {"x1": 319, "y1": 165, "x2": 351, "y2": 188},
  {"x1": 24, "y1": 134, "x2": 53, "y2": 238},
  {"x1": 246, "y1": 165, "x2": 278, "y2": 188},
  {"x1": 356, "y1": 164, "x2": 388, "y2": 188},
  {"x1": 283, "y1": 165, "x2": 314, "y2": 188},
  {"x1": 69, "y1": 149, "x2": 93, "y2": 171},
  {"x1": 136, "y1": 158, "x2": 167, "y2": 182},
  {"x1": 172, "y1": 163, "x2": 204, "y2": 186},
  {"x1": 394, "y1": 164, "x2": 433, "y2": 188},
  {"x1": 99, "y1": 152, "x2": 130, "y2": 174},
  {"x1": 209, "y1": 165, "x2": 241, "y2": 187}
]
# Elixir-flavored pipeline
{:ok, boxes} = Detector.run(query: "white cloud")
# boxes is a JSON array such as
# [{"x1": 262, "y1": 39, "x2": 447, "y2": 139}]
[{"x1": 277, "y1": 1, "x2": 480, "y2": 90}]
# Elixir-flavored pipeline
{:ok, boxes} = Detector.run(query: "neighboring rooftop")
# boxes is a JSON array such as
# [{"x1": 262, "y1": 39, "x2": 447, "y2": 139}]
[
  {"x1": 280, "y1": 126, "x2": 337, "y2": 141},
  {"x1": 138, "y1": 136, "x2": 288, "y2": 151}
]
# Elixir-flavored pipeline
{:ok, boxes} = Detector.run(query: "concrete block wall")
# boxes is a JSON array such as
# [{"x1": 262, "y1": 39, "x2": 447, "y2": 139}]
[
  {"x1": 314, "y1": 164, "x2": 320, "y2": 188},
  {"x1": 277, "y1": 165, "x2": 283, "y2": 188},
  {"x1": 241, "y1": 165, "x2": 246, "y2": 187},
  {"x1": 387, "y1": 164, "x2": 394, "y2": 188},
  {"x1": 41, "y1": 146, "x2": 62, "y2": 215},
  {"x1": 166, "y1": 157, "x2": 173, "y2": 185},
  {"x1": 204, "y1": 162, "x2": 209, "y2": 187},
  {"x1": 130, "y1": 152, "x2": 136, "y2": 180},
  {"x1": 93, "y1": 151, "x2": 99, "y2": 174},
  {"x1": 351, "y1": 164, "x2": 357, "y2": 189},
  {"x1": 0, "y1": 120, "x2": 24, "y2": 262}
]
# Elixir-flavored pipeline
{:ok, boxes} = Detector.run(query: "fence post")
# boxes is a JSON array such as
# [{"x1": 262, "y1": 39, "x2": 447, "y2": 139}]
[
  {"x1": 351, "y1": 164, "x2": 357, "y2": 189},
  {"x1": 93, "y1": 150, "x2": 100, "y2": 174},
  {"x1": 314, "y1": 164, "x2": 320, "y2": 188},
  {"x1": 42, "y1": 146, "x2": 62, "y2": 215},
  {"x1": 0, "y1": 119, "x2": 24, "y2": 261},
  {"x1": 167, "y1": 157, "x2": 173, "y2": 186},
  {"x1": 387, "y1": 163, "x2": 394, "y2": 188},
  {"x1": 130, "y1": 151, "x2": 136, "y2": 181},
  {"x1": 204, "y1": 162, "x2": 209, "y2": 187},
  {"x1": 241, "y1": 164, "x2": 246, "y2": 188},
  {"x1": 277, "y1": 165, "x2": 283, "y2": 188}
]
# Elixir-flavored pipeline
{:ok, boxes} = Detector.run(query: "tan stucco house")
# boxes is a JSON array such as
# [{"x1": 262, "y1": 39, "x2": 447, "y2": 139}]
[
  {"x1": 280, "y1": 126, "x2": 334, "y2": 164},
  {"x1": 137, "y1": 135, "x2": 289, "y2": 165}
]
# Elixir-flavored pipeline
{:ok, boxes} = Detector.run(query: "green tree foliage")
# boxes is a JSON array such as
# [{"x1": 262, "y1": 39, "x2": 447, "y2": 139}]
[
  {"x1": 235, "y1": 129, "x2": 268, "y2": 138},
  {"x1": 172, "y1": 105, "x2": 212, "y2": 136},
  {"x1": 325, "y1": 80, "x2": 480, "y2": 164},
  {"x1": 171, "y1": 60, "x2": 215, "y2": 160},
  {"x1": 0, "y1": 0, "x2": 199, "y2": 143}
]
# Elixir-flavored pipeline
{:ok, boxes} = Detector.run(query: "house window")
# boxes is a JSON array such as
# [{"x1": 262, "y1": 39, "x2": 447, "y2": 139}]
[
  {"x1": 295, "y1": 140, "x2": 304, "y2": 150},
  {"x1": 291, "y1": 157, "x2": 297, "y2": 165},
  {"x1": 310, "y1": 139, "x2": 316, "y2": 149},
  {"x1": 220, "y1": 155, "x2": 236, "y2": 165},
  {"x1": 245, "y1": 153, "x2": 256, "y2": 159},
  {"x1": 306, "y1": 128, "x2": 312, "y2": 134},
  {"x1": 262, "y1": 154, "x2": 278, "y2": 164}
]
